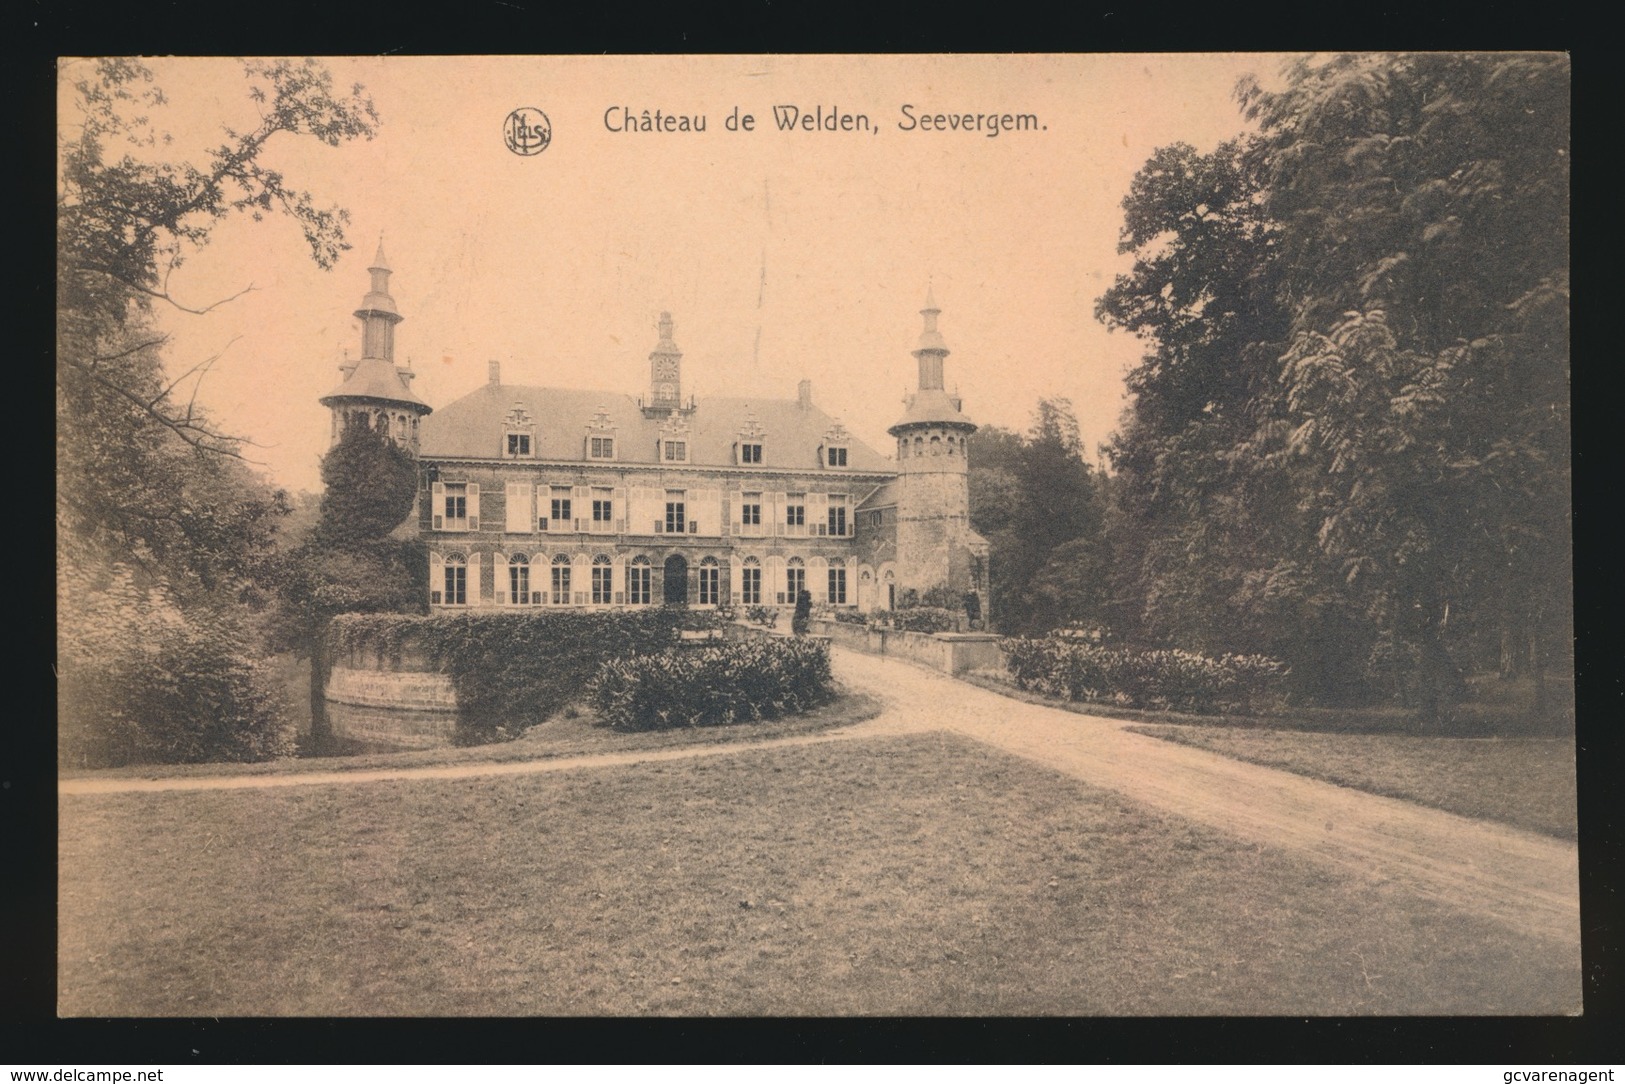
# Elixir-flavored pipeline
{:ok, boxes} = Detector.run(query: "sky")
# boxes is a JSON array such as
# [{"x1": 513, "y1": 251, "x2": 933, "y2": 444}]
[{"x1": 60, "y1": 54, "x2": 1288, "y2": 495}]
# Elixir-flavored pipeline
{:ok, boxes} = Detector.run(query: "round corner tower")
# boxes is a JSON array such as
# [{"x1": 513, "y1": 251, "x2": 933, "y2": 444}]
[
  {"x1": 887, "y1": 289, "x2": 979, "y2": 602},
  {"x1": 318, "y1": 239, "x2": 432, "y2": 451}
]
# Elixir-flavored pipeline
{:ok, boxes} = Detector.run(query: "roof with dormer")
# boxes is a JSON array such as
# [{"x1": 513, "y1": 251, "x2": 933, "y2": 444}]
[
  {"x1": 419, "y1": 381, "x2": 891, "y2": 471},
  {"x1": 320, "y1": 357, "x2": 430, "y2": 411}
]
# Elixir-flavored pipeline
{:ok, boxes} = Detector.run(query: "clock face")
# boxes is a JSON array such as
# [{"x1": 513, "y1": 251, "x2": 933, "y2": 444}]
[{"x1": 655, "y1": 359, "x2": 677, "y2": 379}]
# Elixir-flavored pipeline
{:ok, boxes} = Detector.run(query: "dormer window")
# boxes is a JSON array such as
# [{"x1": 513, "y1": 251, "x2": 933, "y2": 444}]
[
  {"x1": 585, "y1": 406, "x2": 618, "y2": 461},
  {"x1": 503, "y1": 402, "x2": 536, "y2": 458},
  {"x1": 737, "y1": 410, "x2": 767, "y2": 466},
  {"x1": 658, "y1": 415, "x2": 692, "y2": 464},
  {"x1": 823, "y1": 420, "x2": 851, "y2": 469}
]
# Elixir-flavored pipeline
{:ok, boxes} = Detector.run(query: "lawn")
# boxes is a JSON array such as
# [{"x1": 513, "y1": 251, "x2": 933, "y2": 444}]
[
  {"x1": 59, "y1": 688, "x2": 882, "y2": 783},
  {"x1": 59, "y1": 731, "x2": 1579, "y2": 1016},
  {"x1": 1127, "y1": 725, "x2": 1577, "y2": 841}
]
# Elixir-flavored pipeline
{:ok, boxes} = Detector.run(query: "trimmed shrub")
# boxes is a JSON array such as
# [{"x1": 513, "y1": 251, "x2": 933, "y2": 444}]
[
  {"x1": 831, "y1": 609, "x2": 868, "y2": 626},
  {"x1": 1001, "y1": 635, "x2": 1287, "y2": 715},
  {"x1": 590, "y1": 638, "x2": 835, "y2": 730},
  {"x1": 744, "y1": 604, "x2": 780, "y2": 628},
  {"x1": 59, "y1": 568, "x2": 294, "y2": 768},
  {"x1": 327, "y1": 609, "x2": 684, "y2": 738},
  {"x1": 883, "y1": 607, "x2": 959, "y2": 634}
]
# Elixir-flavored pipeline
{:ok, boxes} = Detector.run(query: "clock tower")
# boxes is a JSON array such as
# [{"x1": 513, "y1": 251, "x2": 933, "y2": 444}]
[{"x1": 648, "y1": 311, "x2": 682, "y2": 411}]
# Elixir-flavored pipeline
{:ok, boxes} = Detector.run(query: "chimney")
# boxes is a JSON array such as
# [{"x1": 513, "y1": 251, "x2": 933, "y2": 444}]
[
  {"x1": 488, "y1": 359, "x2": 501, "y2": 386},
  {"x1": 797, "y1": 379, "x2": 812, "y2": 409}
]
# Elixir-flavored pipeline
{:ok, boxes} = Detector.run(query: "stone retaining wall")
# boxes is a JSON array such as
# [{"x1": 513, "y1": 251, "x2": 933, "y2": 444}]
[
  {"x1": 730, "y1": 617, "x2": 1004, "y2": 677},
  {"x1": 325, "y1": 664, "x2": 459, "y2": 711}
]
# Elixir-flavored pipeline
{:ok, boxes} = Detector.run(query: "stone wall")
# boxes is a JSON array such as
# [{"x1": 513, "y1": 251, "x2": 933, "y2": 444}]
[
  {"x1": 322, "y1": 662, "x2": 458, "y2": 751},
  {"x1": 325, "y1": 663, "x2": 458, "y2": 710},
  {"x1": 802, "y1": 617, "x2": 1003, "y2": 676}
]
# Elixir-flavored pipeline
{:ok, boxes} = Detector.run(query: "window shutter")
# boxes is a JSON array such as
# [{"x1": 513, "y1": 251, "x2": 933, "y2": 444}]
[
  {"x1": 731, "y1": 490, "x2": 743, "y2": 535},
  {"x1": 574, "y1": 485, "x2": 590, "y2": 533},
  {"x1": 429, "y1": 552, "x2": 444, "y2": 604},
  {"x1": 613, "y1": 487, "x2": 627, "y2": 533},
  {"x1": 766, "y1": 556, "x2": 784, "y2": 603},
  {"x1": 495, "y1": 552, "x2": 510, "y2": 604},
  {"x1": 467, "y1": 484, "x2": 480, "y2": 531},
  {"x1": 468, "y1": 552, "x2": 483, "y2": 604},
  {"x1": 431, "y1": 482, "x2": 445, "y2": 530},
  {"x1": 810, "y1": 493, "x2": 829, "y2": 533},
  {"x1": 505, "y1": 483, "x2": 530, "y2": 533}
]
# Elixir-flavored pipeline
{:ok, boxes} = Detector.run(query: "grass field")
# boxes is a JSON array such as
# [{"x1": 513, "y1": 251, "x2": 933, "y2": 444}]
[
  {"x1": 1127, "y1": 725, "x2": 1577, "y2": 841},
  {"x1": 60, "y1": 687, "x2": 882, "y2": 783},
  {"x1": 59, "y1": 731, "x2": 1579, "y2": 1016}
]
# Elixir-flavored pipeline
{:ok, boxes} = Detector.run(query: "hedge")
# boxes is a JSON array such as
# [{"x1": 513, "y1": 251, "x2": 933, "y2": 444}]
[
  {"x1": 1001, "y1": 636, "x2": 1288, "y2": 715},
  {"x1": 590, "y1": 638, "x2": 834, "y2": 730},
  {"x1": 327, "y1": 609, "x2": 685, "y2": 737},
  {"x1": 881, "y1": 606, "x2": 959, "y2": 634}
]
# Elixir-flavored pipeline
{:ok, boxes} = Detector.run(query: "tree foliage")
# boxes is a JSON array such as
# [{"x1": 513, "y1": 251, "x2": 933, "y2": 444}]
[
  {"x1": 1099, "y1": 53, "x2": 1570, "y2": 721},
  {"x1": 314, "y1": 422, "x2": 420, "y2": 548},
  {"x1": 57, "y1": 59, "x2": 378, "y2": 765},
  {"x1": 969, "y1": 399, "x2": 1109, "y2": 635},
  {"x1": 271, "y1": 422, "x2": 428, "y2": 656}
]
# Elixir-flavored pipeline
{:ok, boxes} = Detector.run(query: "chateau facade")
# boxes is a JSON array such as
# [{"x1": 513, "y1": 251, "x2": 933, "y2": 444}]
[{"x1": 320, "y1": 245, "x2": 990, "y2": 617}]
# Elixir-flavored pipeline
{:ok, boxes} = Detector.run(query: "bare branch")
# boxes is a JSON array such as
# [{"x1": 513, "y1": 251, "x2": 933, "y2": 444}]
[
  {"x1": 157, "y1": 335, "x2": 240, "y2": 405},
  {"x1": 60, "y1": 353, "x2": 246, "y2": 459}
]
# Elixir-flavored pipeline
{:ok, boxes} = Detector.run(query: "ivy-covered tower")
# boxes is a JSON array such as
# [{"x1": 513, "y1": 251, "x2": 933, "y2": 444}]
[
  {"x1": 319, "y1": 240, "x2": 431, "y2": 450},
  {"x1": 886, "y1": 289, "x2": 983, "y2": 604}
]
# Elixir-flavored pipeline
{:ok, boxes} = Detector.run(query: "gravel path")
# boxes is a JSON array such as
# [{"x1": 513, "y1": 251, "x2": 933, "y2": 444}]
[
  {"x1": 59, "y1": 645, "x2": 1579, "y2": 946},
  {"x1": 832, "y1": 649, "x2": 1580, "y2": 948}
]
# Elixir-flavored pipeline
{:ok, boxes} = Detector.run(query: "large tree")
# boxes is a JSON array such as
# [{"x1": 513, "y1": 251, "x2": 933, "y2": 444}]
[
  {"x1": 58, "y1": 58, "x2": 378, "y2": 580},
  {"x1": 1100, "y1": 53, "x2": 1571, "y2": 720},
  {"x1": 57, "y1": 59, "x2": 379, "y2": 765},
  {"x1": 1241, "y1": 53, "x2": 1570, "y2": 720},
  {"x1": 969, "y1": 399, "x2": 1109, "y2": 635}
]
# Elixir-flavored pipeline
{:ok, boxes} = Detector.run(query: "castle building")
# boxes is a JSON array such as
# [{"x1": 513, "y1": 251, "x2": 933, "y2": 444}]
[{"x1": 321, "y1": 253, "x2": 990, "y2": 617}]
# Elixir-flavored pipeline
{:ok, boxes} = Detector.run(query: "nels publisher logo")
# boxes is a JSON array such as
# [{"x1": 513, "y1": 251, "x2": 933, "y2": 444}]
[{"x1": 504, "y1": 107, "x2": 552, "y2": 156}]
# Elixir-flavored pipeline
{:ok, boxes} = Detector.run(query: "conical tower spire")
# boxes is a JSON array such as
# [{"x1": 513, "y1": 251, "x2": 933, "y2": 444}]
[
  {"x1": 322, "y1": 243, "x2": 430, "y2": 451},
  {"x1": 912, "y1": 287, "x2": 950, "y2": 390},
  {"x1": 356, "y1": 237, "x2": 403, "y2": 362}
]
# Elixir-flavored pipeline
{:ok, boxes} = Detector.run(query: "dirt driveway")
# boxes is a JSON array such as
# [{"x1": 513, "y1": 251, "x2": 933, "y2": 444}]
[
  {"x1": 60, "y1": 644, "x2": 1580, "y2": 948},
  {"x1": 831, "y1": 648, "x2": 1580, "y2": 949}
]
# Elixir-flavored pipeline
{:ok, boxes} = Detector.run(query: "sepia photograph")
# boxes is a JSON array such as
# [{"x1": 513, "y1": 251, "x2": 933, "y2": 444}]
[{"x1": 54, "y1": 53, "x2": 1576, "y2": 1018}]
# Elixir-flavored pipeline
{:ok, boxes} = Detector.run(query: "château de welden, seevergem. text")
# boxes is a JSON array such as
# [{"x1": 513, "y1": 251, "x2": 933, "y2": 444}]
[{"x1": 601, "y1": 104, "x2": 1045, "y2": 137}]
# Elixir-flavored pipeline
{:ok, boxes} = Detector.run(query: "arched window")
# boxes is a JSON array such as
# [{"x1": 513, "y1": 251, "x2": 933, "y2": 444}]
[
  {"x1": 698, "y1": 555, "x2": 721, "y2": 606},
  {"x1": 443, "y1": 553, "x2": 468, "y2": 606},
  {"x1": 508, "y1": 552, "x2": 530, "y2": 605},
  {"x1": 740, "y1": 556, "x2": 763, "y2": 605},
  {"x1": 629, "y1": 555, "x2": 653, "y2": 605},
  {"x1": 551, "y1": 553, "x2": 573, "y2": 605},
  {"x1": 946, "y1": 435, "x2": 956, "y2": 455},
  {"x1": 786, "y1": 556, "x2": 805, "y2": 602},
  {"x1": 591, "y1": 554, "x2": 613, "y2": 605},
  {"x1": 913, "y1": 436, "x2": 924, "y2": 456},
  {"x1": 930, "y1": 434, "x2": 942, "y2": 456}
]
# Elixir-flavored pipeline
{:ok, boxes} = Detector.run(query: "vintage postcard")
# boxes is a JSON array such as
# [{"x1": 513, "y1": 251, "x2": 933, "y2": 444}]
[{"x1": 56, "y1": 54, "x2": 1576, "y2": 1018}]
